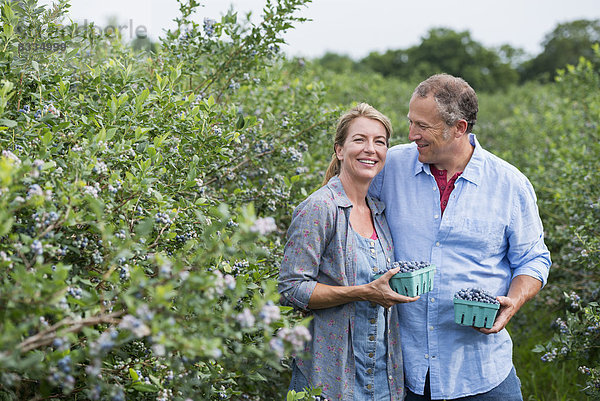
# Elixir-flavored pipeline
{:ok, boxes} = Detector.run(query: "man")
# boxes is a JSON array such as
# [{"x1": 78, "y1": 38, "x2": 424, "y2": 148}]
[{"x1": 369, "y1": 74, "x2": 551, "y2": 400}]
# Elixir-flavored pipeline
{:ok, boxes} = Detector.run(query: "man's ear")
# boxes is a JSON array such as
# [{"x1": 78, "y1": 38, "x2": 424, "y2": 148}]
[{"x1": 454, "y1": 119, "x2": 468, "y2": 137}]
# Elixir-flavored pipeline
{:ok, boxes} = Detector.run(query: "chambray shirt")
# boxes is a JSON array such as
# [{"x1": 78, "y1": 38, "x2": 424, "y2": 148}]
[
  {"x1": 369, "y1": 134, "x2": 551, "y2": 399},
  {"x1": 279, "y1": 176, "x2": 405, "y2": 401},
  {"x1": 353, "y1": 231, "x2": 391, "y2": 400}
]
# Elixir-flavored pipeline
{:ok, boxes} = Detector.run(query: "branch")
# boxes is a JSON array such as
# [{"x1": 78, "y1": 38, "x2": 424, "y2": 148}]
[
  {"x1": 202, "y1": 117, "x2": 330, "y2": 187},
  {"x1": 38, "y1": 204, "x2": 71, "y2": 239},
  {"x1": 17, "y1": 311, "x2": 124, "y2": 353}
]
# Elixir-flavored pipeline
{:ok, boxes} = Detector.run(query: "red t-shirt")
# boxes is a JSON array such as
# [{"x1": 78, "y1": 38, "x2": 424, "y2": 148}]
[{"x1": 430, "y1": 165, "x2": 462, "y2": 214}]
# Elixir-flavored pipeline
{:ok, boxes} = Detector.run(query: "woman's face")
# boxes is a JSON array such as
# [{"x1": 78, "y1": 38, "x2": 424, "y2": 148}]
[{"x1": 335, "y1": 116, "x2": 388, "y2": 184}]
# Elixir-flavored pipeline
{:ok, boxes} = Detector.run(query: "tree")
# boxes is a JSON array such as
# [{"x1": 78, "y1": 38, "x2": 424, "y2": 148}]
[
  {"x1": 356, "y1": 28, "x2": 519, "y2": 92},
  {"x1": 358, "y1": 48, "x2": 409, "y2": 77},
  {"x1": 405, "y1": 28, "x2": 519, "y2": 92},
  {"x1": 521, "y1": 19, "x2": 600, "y2": 82},
  {"x1": 314, "y1": 52, "x2": 356, "y2": 73}
]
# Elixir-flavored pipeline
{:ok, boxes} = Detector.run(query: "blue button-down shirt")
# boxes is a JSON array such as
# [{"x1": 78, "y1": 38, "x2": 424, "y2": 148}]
[{"x1": 369, "y1": 134, "x2": 551, "y2": 399}]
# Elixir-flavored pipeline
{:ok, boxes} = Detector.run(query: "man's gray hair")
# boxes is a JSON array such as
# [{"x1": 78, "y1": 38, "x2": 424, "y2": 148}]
[{"x1": 413, "y1": 73, "x2": 478, "y2": 133}]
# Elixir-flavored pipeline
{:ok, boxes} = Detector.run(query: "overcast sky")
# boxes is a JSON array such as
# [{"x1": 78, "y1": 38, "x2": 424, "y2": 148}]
[{"x1": 56, "y1": 0, "x2": 600, "y2": 59}]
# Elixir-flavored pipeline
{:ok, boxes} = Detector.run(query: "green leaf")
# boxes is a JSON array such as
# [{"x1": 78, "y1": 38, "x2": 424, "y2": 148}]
[
  {"x1": 236, "y1": 113, "x2": 245, "y2": 129},
  {"x1": 41, "y1": 131, "x2": 52, "y2": 147},
  {"x1": 0, "y1": 118, "x2": 16, "y2": 127},
  {"x1": 132, "y1": 382, "x2": 159, "y2": 392},
  {"x1": 148, "y1": 374, "x2": 162, "y2": 387},
  {"x1": 205, "y1": 95, "x2": 215, "y2": 108},
  {"x1": 531, "y1": 345, "x2": 546, "y2": 353},
  {"x1": 135, "y1": 217, "x2": 155, "y2": 237},
  {"x1": 106, "y1": 128, "x2": 117, "y2": 141},
  {"x1": 129, "y1": 368, "x2": 139, "y2": 381}
]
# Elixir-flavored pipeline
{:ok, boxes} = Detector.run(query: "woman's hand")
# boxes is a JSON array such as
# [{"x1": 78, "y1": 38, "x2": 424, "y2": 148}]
[
  {"x1": 307, "y1": 267, "x2": 420, "y2": 309},
  {"x1": 365, "y1": 267, "x2": 420, "y2": 308}
]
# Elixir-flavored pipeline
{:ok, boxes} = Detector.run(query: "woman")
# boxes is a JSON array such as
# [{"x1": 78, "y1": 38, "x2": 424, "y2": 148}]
[{"x1": 279, "y1": 103, "x2": 419, "y2": 401}]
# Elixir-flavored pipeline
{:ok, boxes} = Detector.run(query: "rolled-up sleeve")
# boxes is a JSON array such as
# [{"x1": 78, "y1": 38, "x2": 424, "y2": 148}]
[
  {"x1": 507, "y1": 178, "x2": 551, "y2": 287},
  {"x1": 278, "y1": 197, "x2": 333, "y2": 311}
]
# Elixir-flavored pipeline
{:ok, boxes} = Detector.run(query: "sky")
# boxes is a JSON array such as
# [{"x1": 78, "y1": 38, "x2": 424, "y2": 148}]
[{"x1": 53, "y1": 0, "x2": 600, "y2": 60}]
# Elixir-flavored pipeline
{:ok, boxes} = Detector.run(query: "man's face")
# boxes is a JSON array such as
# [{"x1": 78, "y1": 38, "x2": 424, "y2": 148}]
[{"x1": 407, "y1": 94, "x2": 455, "y2": 169}]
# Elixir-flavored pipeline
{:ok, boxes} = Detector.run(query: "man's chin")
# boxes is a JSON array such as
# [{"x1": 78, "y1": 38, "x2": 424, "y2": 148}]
[{"x1": 417, "y1": 154, "x2": 429, "y2": 164}]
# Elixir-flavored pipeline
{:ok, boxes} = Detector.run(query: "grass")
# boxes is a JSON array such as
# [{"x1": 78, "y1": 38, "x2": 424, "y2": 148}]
[{"x1": 510, "y1": 301, "x2": 588, "y2": 401}]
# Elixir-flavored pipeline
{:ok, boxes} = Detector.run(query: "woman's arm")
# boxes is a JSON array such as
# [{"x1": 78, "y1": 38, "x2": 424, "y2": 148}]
[
  {"x1": 278, "y1": 196, "x2": 333, "y2": 311},
  {"x1": 308, "y1": 267, "x2": 420, "y2": 309}
]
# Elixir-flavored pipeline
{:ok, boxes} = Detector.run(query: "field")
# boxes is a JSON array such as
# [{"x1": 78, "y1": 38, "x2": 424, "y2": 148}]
[{"x1": 0, "y1": 1, "x2": 598, "y2": 400}]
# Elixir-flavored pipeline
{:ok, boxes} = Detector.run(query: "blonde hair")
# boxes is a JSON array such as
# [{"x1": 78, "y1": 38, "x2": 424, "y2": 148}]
[{"x1": 322, "y1": 103, "x2": 393, "y2": 186}]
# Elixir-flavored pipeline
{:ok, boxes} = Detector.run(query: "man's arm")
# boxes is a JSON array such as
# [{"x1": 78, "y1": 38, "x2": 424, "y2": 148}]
[
  {"x1": 478, "y1": 275, "x2": 542, "y2": 334},
  {"x1": 477, "y1": 176, "x2": 551, "y2": 335}
]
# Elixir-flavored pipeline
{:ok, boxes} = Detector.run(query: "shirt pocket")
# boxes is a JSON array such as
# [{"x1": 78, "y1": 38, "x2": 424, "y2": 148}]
[{"x1": 453, "y1": 218, "x2": 506, "y2": 259}]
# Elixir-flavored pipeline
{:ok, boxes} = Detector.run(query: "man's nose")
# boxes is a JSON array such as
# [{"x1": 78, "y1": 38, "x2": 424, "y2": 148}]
[{"x1": 408, "y1": 124, "x2": 420, "y2": 142}]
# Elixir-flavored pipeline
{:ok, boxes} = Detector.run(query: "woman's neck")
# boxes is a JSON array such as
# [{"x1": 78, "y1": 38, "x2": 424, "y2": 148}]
[{"x1": 338, "y1": 172, "x2": 370, "y2": 208}]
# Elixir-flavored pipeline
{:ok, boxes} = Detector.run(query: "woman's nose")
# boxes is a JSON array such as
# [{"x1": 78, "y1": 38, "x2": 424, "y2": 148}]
[{"x1": 364, "y1": 139, "x2": 376, "y2": 153}]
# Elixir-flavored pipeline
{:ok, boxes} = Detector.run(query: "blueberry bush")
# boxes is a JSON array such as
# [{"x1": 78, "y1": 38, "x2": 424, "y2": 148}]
[
  {"x1": 495, "y1": 48, "x2": 600, "y2": 399},
  {"x1": 0, "y1": 0, "x2": 335, "y2": 399},
  {"x1": 439, "y1": 47, "x2": 599, "y2": 399}
]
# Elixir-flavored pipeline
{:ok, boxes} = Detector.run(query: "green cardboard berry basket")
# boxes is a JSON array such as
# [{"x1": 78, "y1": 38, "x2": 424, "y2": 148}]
[
  {"x1": 373, "y1": 264, "x2": 435, "y2": 297},
  {"x1": 453, "y1": 299, "x2": 500, "y2": 329}
]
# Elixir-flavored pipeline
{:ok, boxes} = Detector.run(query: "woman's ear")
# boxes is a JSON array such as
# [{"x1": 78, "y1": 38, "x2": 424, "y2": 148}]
[{"x1": 335, "y1": 144, "x2": 343, "y2": 161}]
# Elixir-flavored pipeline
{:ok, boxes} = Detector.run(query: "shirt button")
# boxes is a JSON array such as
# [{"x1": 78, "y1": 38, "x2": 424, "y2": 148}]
[
  {"x1": 372, "y1": 266, "x2": 378, "y2": 272},
  {"x1": 370, "y1": 241, "x2": 375, "y2": 246},
  {"x1": 435, "y1": 242, "x2": 440, "y2": 246},
  {"x1": 434, "y1": 214, "x2": 439, "y2": 219},
  {"x1": 443, "y1": 200, "x2": 447, "y2": 205},
  {"x1": 366, "y1": 384, "x2": 373, "y2": 390},
  {"x1": 441, "y1": 185, "x2": 446, "y2": 190},
  {"x1": 387, "y1": 257, "x2": 391, "y2": 263},
  {"x1": 388, "y1": 375, "x2": 393, "y2": 380},
  {"x1": 369, "y1": 335, "x2": 375, "y2": 341},
  {"x1": 430, "y1": 298, "x2": 435, "y2": 302},
  {"x1": 367, "y1": 368, "x2": 373, "y2": 375},
  {"x1": 429, "y1": 325, "x2": 434, "y2": 331},
  {"x1": 370, "y1": 318, "x2": 376, "y2": 324},
  {"x1": 425, "y1": 354, "x2": 429, "y2": 359},
  {"x1": 369, "y1": 352, "x2": 374, "y2": 358},
  {"x1": 433, "y1": 187, "x2": 437, "y2": 191}
]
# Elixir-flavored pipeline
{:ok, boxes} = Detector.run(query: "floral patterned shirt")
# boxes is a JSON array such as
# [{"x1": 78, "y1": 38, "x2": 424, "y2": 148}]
[{"x1": 279, "y1": 175, "x2": 405, "y2": 401}]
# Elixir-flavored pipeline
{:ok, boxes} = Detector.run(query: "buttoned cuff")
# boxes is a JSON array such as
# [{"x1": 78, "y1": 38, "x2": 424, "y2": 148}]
[
  {"x1": 512, "y1": 263, "x2": 549, "y2": 288},
  {"x1": 280, "y1": 280, "x2": 317, "y2": 311}
]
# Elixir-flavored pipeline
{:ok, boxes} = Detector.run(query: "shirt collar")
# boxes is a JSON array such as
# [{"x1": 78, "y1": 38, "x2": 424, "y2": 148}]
[
  {"x1": 326, "y1": 175, "x2": 386, "y2": 214},
  {"x1": 412, "y1": 133, "x2": 483, "y2": 186},
  {"x1": 460, "y1": 133, "x2": 483, "y2": 186}
]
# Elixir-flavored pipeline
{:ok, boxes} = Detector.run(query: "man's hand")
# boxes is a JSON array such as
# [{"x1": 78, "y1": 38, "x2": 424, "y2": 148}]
[
  {"x1": 477, "y1": 275, "x2": 542, "y2": 334},
  {"x1": 477, "y1": 295, "x2": 517, "y2": 334}
]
